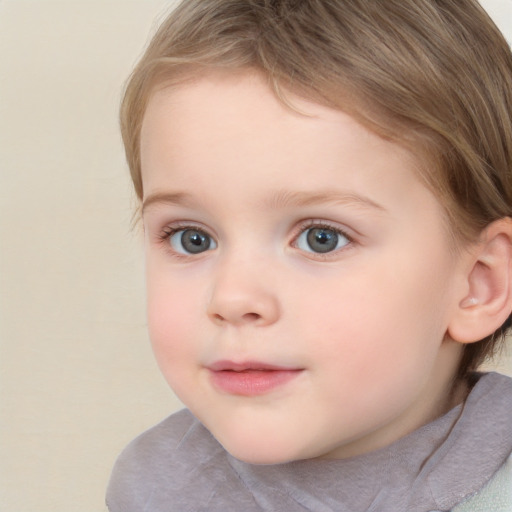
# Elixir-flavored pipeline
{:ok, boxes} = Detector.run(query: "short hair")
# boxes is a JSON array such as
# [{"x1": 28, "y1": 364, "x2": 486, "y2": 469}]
[{"x1": 120, "y1": 0, "x2": 512, "y2": 378}]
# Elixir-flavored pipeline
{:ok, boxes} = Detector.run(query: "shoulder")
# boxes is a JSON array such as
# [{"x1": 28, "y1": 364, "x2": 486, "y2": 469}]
[
  {"x1": 106, "y1": 409, "x2": 224, "y2": 511},
  {"x1": 448, "y1": 373, "x2": 512, "y2": 511},
  {"x1": 451, "y1": 453, "x2": 512, "y2": 512},
  {"x1": 111, "y1": 408, "x2": 203, "y2": 467},
  {"x1": 422, "y1": 372, "x2": 512, "y2": 511},
  {"x1": 106, "y1": 409, "x2": 260, "y2": 511}
]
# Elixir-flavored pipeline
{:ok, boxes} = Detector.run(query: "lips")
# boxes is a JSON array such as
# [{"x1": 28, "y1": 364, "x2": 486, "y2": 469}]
[{"x1": 207, "y1": 360, "x2": 303, "y2": 396}]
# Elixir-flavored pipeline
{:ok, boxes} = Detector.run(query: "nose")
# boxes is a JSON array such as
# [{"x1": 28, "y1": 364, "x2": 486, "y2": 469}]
[{"x1": 206, "y1": 260, "x2": 280, "y2": 327}]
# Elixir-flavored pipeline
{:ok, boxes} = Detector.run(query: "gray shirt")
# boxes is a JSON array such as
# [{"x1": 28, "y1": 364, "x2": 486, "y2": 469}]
[{"x1": 106, "y1": 372, "x2": 512, "y2": 512}]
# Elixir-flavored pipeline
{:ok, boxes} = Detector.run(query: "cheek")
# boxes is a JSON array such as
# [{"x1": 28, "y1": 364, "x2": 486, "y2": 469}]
[
  {"x1": 296, "y1": 271, "x2": 445, "y2": 430},
  {"x1": 145, "y1": 270, "x2": 202, "y2": 381},
  {"x1": 295, "y1": 261, "x2": 447, "y2": 376}
]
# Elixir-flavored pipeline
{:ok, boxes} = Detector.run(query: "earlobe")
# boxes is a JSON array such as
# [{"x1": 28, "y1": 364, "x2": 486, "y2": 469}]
[{"x1": 448, "y1": 218, "x2": 512, "y2": 344}]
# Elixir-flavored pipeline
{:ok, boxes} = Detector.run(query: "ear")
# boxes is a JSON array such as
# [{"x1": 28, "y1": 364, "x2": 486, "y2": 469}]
[{"x1": 448, "y1": 218, "x2": 512, "y2": 344}]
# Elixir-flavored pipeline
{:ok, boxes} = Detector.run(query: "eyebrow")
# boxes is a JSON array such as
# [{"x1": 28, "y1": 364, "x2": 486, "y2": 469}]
[
  {"x1": 142, "y1": 189, "x2": 387, "y2": 213},
  {"x1": 142, "y1": 192, "x2": 195, "y2": 214},
  {"x1": 262, "y1": 189, "x2": 387, "y2": 212}
]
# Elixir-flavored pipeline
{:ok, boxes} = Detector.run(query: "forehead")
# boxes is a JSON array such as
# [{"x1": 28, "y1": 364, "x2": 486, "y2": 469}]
[{"x1": 140, "y1": 71, "x2": 424, "y2": 199}]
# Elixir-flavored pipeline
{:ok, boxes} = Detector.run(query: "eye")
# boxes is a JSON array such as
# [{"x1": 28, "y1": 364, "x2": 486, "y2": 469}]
[
  {"x1": 169, "y1": 228, "x2": 217, "y2": 254},
  {"x1": 295, "y1": 225, "x2": 350, "y2": 254}
]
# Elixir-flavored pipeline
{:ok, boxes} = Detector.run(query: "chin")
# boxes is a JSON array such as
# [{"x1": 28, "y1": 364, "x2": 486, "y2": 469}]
[
  {"x1": 225, "y1": 445, "x2": 298, "y2": 465},
  {"x1": 216, "y1": 431, "x2": 313, "y2": 465},
  {"x1": 197, "y1": 408, "x2": 318, "y2": 465}
]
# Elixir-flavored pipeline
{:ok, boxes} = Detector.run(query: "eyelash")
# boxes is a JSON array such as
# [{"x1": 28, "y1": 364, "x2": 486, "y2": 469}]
[
  {"x1": 156, "y1": 223, "x2": 214, "y2": 259},
  {"x1": 157, "y1": 224, "x2": 202, "y2": 242},
  {"x1": 290, "y1": 220, "x2": 354, "y2": 259},
  {"x1": 155, "y1": 220, "x2": 354, "y2": 259}
]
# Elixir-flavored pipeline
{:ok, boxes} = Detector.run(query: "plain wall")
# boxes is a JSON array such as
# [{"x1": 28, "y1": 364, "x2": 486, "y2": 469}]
[{"x1": 0, "y1": 1, "x2": 511, "y2": 510}]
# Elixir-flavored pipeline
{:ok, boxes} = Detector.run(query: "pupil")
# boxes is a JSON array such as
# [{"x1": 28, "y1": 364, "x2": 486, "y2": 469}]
[
  {"x1": 182, "y1": 229, "x2": 210, "y2": 254},
  {"x1": 307, "y1": 228, "x2": 338, "y2": 253},
  {"x1": 190, "y1": 234, "x2": 202, "y2": 245}
]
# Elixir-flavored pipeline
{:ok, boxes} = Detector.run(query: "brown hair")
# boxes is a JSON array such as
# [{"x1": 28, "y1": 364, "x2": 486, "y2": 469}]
[{"x1": 120, "y1": 0, "x2": 512, "y2": 377}]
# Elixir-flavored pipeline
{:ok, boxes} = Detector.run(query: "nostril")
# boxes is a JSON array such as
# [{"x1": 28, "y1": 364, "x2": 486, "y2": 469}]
[
  {"x1": 212, "y1": 313, "x2": 225, "y2": 323},
  {"x1": 210, "y1": 312, "x2": 261, "y2": 325},
  {"x1": 243, "y1": 312, "x2": 261, "y2": 322}
]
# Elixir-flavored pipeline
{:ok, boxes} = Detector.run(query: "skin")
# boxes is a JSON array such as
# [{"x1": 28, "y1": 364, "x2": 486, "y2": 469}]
[{"x1": 140, "y1": 70, "x2": 470, "y2": 464}]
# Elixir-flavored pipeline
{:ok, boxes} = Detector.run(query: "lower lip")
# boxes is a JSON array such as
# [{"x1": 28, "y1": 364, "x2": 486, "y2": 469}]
[{"x1": 209, "y1": 369, "x2": 302, "y2": 396}]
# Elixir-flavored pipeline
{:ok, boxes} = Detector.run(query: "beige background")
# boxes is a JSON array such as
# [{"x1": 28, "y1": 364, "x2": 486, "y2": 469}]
[{"x1": 1, "y1": 1, "x2": 511, "y2": 511}]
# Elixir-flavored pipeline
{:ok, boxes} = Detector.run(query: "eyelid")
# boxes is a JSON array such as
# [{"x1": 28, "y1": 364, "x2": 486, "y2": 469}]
[
  {"x1": 290, "y1": 219, "x2": 355, "y2": 257},
  {"x1": 157, "y1": 220, "x2": 216, "y2": 239},
  {"x1": 291, "y1": 219, "x2": 355, "y2": 240},
  {"x1": 155, "y1": 221, "x2": 218, "y2": 258}
]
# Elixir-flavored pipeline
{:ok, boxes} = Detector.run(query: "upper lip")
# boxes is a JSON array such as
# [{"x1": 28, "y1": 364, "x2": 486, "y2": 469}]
[{"x1": 207, "y1": 360, "x2": 301, "y2": 372}]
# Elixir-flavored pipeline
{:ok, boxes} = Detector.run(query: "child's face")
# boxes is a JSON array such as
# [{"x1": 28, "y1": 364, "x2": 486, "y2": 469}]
[{"x1": 140, "y1": 71, "x2": 467, "y2": 464}]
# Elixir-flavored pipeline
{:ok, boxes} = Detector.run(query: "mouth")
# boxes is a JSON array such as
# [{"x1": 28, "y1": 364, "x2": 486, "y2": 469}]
[{"x1": 207, "y1": 360, "x2": 304, "y2": 396}]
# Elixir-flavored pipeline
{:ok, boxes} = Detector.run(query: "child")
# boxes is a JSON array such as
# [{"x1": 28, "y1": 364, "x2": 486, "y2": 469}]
[{"x1": 107, "y1": 0, "x2": 512, "y2": 510}]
